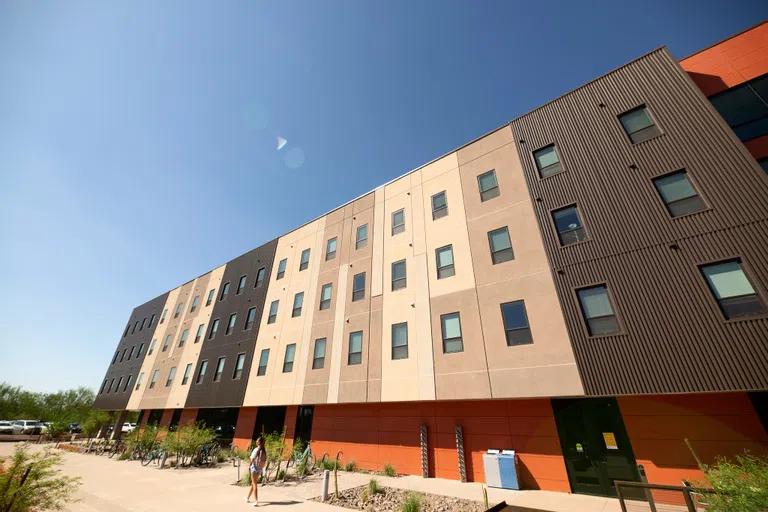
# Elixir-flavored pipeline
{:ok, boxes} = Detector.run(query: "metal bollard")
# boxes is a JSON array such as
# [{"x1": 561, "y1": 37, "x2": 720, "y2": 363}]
[
  {"x1": 321, "y1": 469, "x2": 330, "y2": 502},
  {"x1": 159, "y1": 452, "x2": 167, "y2": 469}
]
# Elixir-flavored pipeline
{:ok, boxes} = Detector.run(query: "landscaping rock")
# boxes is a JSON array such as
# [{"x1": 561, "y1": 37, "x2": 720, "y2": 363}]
[{"x1": 312, "y1": 485, "x2": 486, "y2": 511}]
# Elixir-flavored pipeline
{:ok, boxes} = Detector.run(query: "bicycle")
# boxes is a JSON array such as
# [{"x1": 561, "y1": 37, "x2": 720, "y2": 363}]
[
  {"x1": 108, "y1": 440, "x2": 126, "y2": 459},
  {"x1": 141, "y1": 444, "x2": 165, "y2": 466},
  {"x1": 193, "y1": 443, "x2": 220, "y2": 466}
]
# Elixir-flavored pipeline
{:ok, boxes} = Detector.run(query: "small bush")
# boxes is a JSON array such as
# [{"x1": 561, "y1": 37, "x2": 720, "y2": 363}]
[
  {"x1": 360, "y1": 488, "x2": 369, "y2": 503},
  {"x1": 344, "y1": 460, "x2": 357, "y2": 472},
  {"x1": 321, "y1": 459, "x2": 338, "y2": 471},
  {"x1": 296, "y1": 457, "x2": 309, "y2": 478},
  {"x1": 278, "y1": 469, "x2": 286, "y2": 480},
  {"x1": 216, "y1": 451, "x2": 228, "y2": 463},
  {"x1": 368, "y1": 478, "x2": 381, "y2": 495},
  {"x1": 238, "y1": 470, "x2": 252, "y2": 487},
  {"x1": 383, "y1": 463, "x2": 396, "y2": 477},
  {"x1": 0, "y1": 444, "x2": 81, "y2": 511},
  {"x1": 401, "y1": 492, "x2": 422, "y2": 512},
  {"x1": 118, "y1": 450, "x2": 131, "y2": 461},
  {"x1": 696, "y1": 452, "x2": 768, "y2": 511},
  {"x1": 291, "y1": 437, "x2": 306, "y2": 460}
]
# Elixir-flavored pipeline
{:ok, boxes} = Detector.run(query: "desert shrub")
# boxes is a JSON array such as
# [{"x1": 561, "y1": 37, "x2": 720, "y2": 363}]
[
  {"x1": 238, "y1": 470, "x2": 252, "y2": 487},
  {"x1": 47, "y1": 421, "x2": 69, "y2": 444},
  {"x1": 344, "y1": 460, "x2": 357, "y2": 472},
  {"x1": 360, "y1": 488, "x2": 369, "y2": 503},
  {"x1": 383, "y1": 463, "x2": 396, "y2": 477},
  {"x1": 278, "y1": 469, "x2": 286, "y2": 480},
  {"x1": 81, "y1": 410, "x2": 111, "y2": 439},
  {"x1": 177, "y1": 422, "x2": 217, "y2": 458},
  {"x1": 117, "y1": 450, "x2": 131, "y2": 461},
  {"x1": 296, "y1": 457, "x2": 309, "y2": 477},
  {"x1": 138, "y1": 424, "x2": 164, "y2": 451},
  {"x1": 368, "y1": 478, "x2": 381, "y2": 495},
  {"x1": 321, "y1": 459, "x2": 338, "y2": 471},
  {"x1": 161, "y1": 431, "x2": 182, "y2": 456},
  {"x1": 291, "y1": 437, "x2": 306, "y2": 460},
  {"x1": 263, "y1": 427, "x2": 287, "y2": 465},
  {"x1": 0, "y1": 444, "x2": 81, "y2": 512},
  {"x1": 401, "y1": 492, "x2": 422, "y2": 512},
  {"x1": 697, "y1": 452, "x2": 768, "y2": 511}
]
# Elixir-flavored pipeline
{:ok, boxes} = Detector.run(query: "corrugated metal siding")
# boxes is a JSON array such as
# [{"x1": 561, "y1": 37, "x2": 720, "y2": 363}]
[{"x1": 510, "y1": 48, "x2": 768, "y2": 395}]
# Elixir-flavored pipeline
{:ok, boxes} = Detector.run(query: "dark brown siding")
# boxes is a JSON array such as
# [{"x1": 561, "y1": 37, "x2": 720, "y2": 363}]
[
  {"x1": 184, "y1": 239, "x2": 278, "y2": 408},
  {"x1": 510, "y1": 48, "x2": 768, "y2": 395},
  {"x1": 93, "y1": 292, "x2": 169, "y2": 410}
]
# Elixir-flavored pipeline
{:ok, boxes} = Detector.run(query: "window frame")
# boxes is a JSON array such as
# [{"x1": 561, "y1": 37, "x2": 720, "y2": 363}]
[
  {"x1": 440, "y1": 312, "x2": 464, "y2": 354},
  {"x1": 245, "y1": 307, "x2": 257, "y2": 330},
  {"x1": 391, "y1": 209, "x2": 405, "y2": 235},
  {"x1": 326, "y1": 237, "x2": 338, "y2": 261},
  {"x1": 391, "y1": 259, "x2": 407, "y2": 291},
  {"x1": 356, "y1": 224, "x2": 368, "y2": 249},
  {"x1": 190, "y1": 295, "x2": 199, "y2": 313},
  {"x1": 268, "y1": 300, "x2": 279, "y2": 324},
  {"x1": 236, "y1": 275, "x2": 247, "y2": 295},
  {"x1": 276, "y1": 258, "x2": 287, "y2": 280},
  {"x1": 179, "y1": 328, "x2": 189, "y2": 347},
  {"x1": 149, "y1": 370, "x2": 159, "y2": 389},
  {"x1": 651, "y1": 169, "x2": 707, "y2": 218},
  {"x1": 431, "y1": 191, "x2": 448, "y2": 220},
  {"x1": 283, "y1": 343, "x2": 296, "y2": 373},
  {"x1": 135, "y1": 372, "x2": 144, "y2": 391},
  {"x1": 299, "y1": 248, "x2": 311, "y2": 271},
  {"x1": 312, "y1": 338, "x2": 327, "y2": 369},
  {"x1": 256, "y1": 349, "x2": 269, "y2": 377},
  {"x1": 196, "y1": 360, "x2": 208, "y2": 384},
  {"x1": 618, "y1": 104, "x2": 662, "y2": 144},
  {"x1": 391, "y1": 322, "x2": 409, "y2": 360},
  {"x1": 220, "y1": 282, "x2": 230, "y2": 301},
  {"x1": 699, "y1": 258, "x2": 767, "y2": 321},
  {"x1": 488, "y1": 227, "x2": 514, "y2": 264},
  {"x1": 533, "y1": 144, "x2": 565, "y2": 179},
  {"x1": 148, "y1": 339, "x2": 156, "y2": 355},
  {"x1": 206, "y1": 289, "x2": 215, "y2": 306},
  {"x1": 162, "y1": 335, "x2": 172, "y2": 352},
  {"x1": 255, "y1": 267, "x2": 266, "y2": 288},
  {"x1": 233, "y1": 352, "x2": 246, "y2": 380},
  {"x1": 477, "y1": 170, "x2": 500, "y2": 202},
  {"x1": 551, "y1": 204, "x2": 588, "y2": 247},
  {"x1": 292, "y1": 292, "x2": 304, "y2": 317},
  {"x1": 500, "y1": 300, "x2": 534, "y2": 347},
  {"x1": 319, "y1": 283, "x2": 333, "y2": 310},
  {"x1": 575, "y1": 284, "x2": 622, "y2": 337},
  {"x1": 208, "y1": 318, "x2": 219, "y2": 339},
  {"x1": 225, "y1": 313, "x2": 237, "y2": 335},
  {"x1": 213, "y1": 357, "x2": 226, "y2": 382},
  {"x1": 182, "y1": 363, "x2": 193, "y2": 385},
  {"x1": 352, "y1": 272, "x2": 366, "y2": 302},
  {"x1": 174, "y1": 302, "x2": 183, "y2": 319},
  {"x1": 160, "y1": 309, "x2": 167, "y2": 324},
  {"x1": 708, "y1": 75, "x2": 768, "y2": 142},
  {"x1": 436, "y1": 245, "x2": 456, "y2": 279},
  {"x1": 165, "y1": 366, "x2": 176, "y2": 387},
  {"x1": 194, "y1": 324, "x2": 204, "y2": 343},
  {"x1": 348, "y1": 331, "x2": 363, "y2": 365}
]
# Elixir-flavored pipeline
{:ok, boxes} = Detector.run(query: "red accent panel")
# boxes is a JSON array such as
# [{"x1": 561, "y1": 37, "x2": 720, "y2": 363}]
[
  {"x1": 159, "y1": 409, "x2": 174, "y2": 428},
  {"x1": 233, "y1": 407, "x2": 258, "y2": 450},
  {"x1": 179, "y1": 408, "x2": 198, "y2": 428},
  {"x1": 745, "y1": 134, "x2": 768, "y2": 160}
]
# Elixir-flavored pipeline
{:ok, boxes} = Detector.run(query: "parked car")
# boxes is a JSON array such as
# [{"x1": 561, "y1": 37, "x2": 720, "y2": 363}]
[
  {"x1": 121, "y1": 422, "x2": 137, "y2": 434},
  {"x1": 0, "y1": 421, "x2": 14, "y2": 434},
  {"x1": 67, "y1": 422, "x2": 82, "y2": 433},
  {"x1": 40, "y1": 422, "x2": 52, "y2": 434},
  {"x1": 12, "y1": 420, "x2": 43, "y2": 435}
]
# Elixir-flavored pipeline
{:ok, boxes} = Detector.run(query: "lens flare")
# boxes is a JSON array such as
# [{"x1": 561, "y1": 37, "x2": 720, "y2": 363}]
[{"x1": 277, "y1": 137, "x2": 288, "y2": 150}]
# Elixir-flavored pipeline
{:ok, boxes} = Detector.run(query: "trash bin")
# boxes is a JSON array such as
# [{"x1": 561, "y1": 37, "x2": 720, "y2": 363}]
[
  {"x1": 482, "y1": 450, "x2": 502, "y2": 488},
  {"x1": 498, "y1": 450, "x2": 520, "y2": 490}
]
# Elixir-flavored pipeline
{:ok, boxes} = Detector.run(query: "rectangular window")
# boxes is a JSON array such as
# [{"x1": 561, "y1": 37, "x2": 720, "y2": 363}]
[
  {"x1": 348, "y1": 331, "x2": 363, "y2": 365},
  {"x1": 352, "y1": 272, "x2": 366, "y2": 301},
  {"x1": 488, "y1": 227, "x2": 514, "y2": 264},
  {"x1": 120, "y1": 348, "x2": 127, "y2": 362},
  {"x1": 392, "y1": 260, "x2": 407, "y2": 291},
  {"x1": 179, "y1": 329, "x2": 189, "y2": 347},
  {"x1": 115, "y1": 377, "x2": 123, "y2": 393},
  {"x1": 619, "y1": 105, "x2": 661, "y2": 143},
  {"x1": 182, "y1": 364, "x2": 193, "y2": 385},
  {"x1": 441, "y1": 312, "x2": 464, "y2": 354},
  {"x1": 160, "y1": 309, "x2": 167, "y2": 324},
  {"x1": 234, "y1": 353, "x2": 246, "y2": 379},
  {"x1": 312, "y1": 338, "x2": 326, "y2": 369},
  {"x1": 478, "y1": 170, "x2": 500, "y2": 202},
  {"x1": 190, "y1": 295, "x2": 199, "y2": 312},
  {"x1": 162, "y1": 335, "x2": 172, "y2": 352},
  {"x1": 149, "y1": 370, "x2": 159, "y2": 389},
  {"x1": 326, "y1": 237, "x2": 337, "y2": 261},
  {"x1": 206, "y1": 289, "x2": 215, "y2": 306},
  {"x1": 356, "y1": 224, "x2": 368, "y2": 249},
  {"x1": 320, "y1": 283, "x2": 333, "y2": 310},
  {"x1": 132, "y1": 321, "x2": 138, "y2": 334},
  {"x1": 436, "y1": 245, "x2": 455, "y2": 279},
  {"x1": 148, "y1": 314, "x2": 156, "y2": 328},
  {"x1": 255, "y1": 267, "x2": 266, "y2": 288},
  {"x1": 276, "y1": 258, "x2": 287, "y2": 280},
  {"x1": 138, "y1": 342, "x2": 145, "y2": 355},
  {"x1": 652, "y1": 170, "x2": 706, "y2": 217},
  {"x1": 135, "y1": 372, "x2": 144, "y2": 391},
  {"x1": 534, "y1": 144, "x2": 564, "y2": 178},
  {"x1": 165, "y1": 366, "x2": 176, "y2": 387},
  {"x1": 174, "y1": 302, "x2": 183, "y2": 319},
  {"x1": 108, "y1": 378, "x2": 115, "y2": 393},
  {"x1": 220, "y1": 282, "x2": 230, "y2": 301},
  {"x1": 127, "y1": 346, "x2": 135, "y2": 360},
  {"x1": 196, "y1": 361, "x2": 208, "y2": 384},
  {"x1": 283, "y1": 344, "x2": 296, "y2": 373},
  {"x1": 577, "y1": 285, "x2": 620, "y2": 335},
  {"x1": 194, "y1": 323, "x2": 204, "y2": 343},
  {"x1": 391, "y1": 323, "x2": 408, "y2": 360},
  {"x1": 112, "y1": 351, "x2": 119, "y2": 364},
  {"x1": 123, "y1": 375, "x2": 132, "y2": 392},
  {"x1": 709, "y1": 74, "x2": 768, "y2": 142},
  {"x1": 236, "y1": 275, "x2": 247, "y2": 295},
  {"x1": 552, "y1": 206, "x2": 587, "y2": 246},
  {"x1": 213, "y1": 357, "x2": 225, "y2": 382},
  {"x1": 148, "y1": 339, "x2": 156, "y2": 355},
  {"x1": 299, "y1": 248, "x2": 311, "y2": 271},
  {"x1": 208, "y1": 318, "x2": 219, "y2": 339},
  {"x1": 292, "y1": 292, "x2": 304, "y2": 317},
  {"x1": 100, "y1": 379, "x2": 108, "y2": 394},
  {"x1": 501, "y1": 301, "x2": 534, "y2": 346},
  {"x1": 268, "y1": 300, "x2": 279, "y2": 324},
  {"x1": 701, "y1": 260, "x2": 766, "y2": 319},
  {"x1": 432, "y1": 191, "x2": 448, "y2": 220},
  {"x1": 226, "y1": 313, "x2": 237, "y2": 335},
  {"x1": 140, "y1": 318, "x2": 146, "y2": 331},
  {"x1": 392, "y1": 209, "x2": 405, "y2": 235},
  {"x1": 123, "y1": 324, "x2": 130, "y2": 338},
  {"x1": 257, "y1": 349, "x2": 269, "y2": 376},
  {"x1": 245, "y1": 307, "x2": 257, "y2": 330}
]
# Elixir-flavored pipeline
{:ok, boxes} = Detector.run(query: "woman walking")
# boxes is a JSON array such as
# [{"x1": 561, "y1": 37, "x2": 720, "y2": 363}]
[{"x1": 245, "y1": 437, "x2": 267, "y2": 506}]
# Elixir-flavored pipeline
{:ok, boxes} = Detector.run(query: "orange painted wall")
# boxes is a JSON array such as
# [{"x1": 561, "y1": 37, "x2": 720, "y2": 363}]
[
  {"x1": 680, "y1": 21, "x2": 768, "y2": 97},
  {"x1": 283, "y1": 405, "x2": 298, "y2": 453},
  {"x1": 159, "y1": 408, "x2": 174, "y2": 428},
  {"x1": 233, "y1": 407, "x2": 258, "y2": 450},
  {"x1": 620, "y1": 392, "x2": 767, "y2": 503},
  {"x1": 179, "y1": 408, "x2": 198, "y2": 428},
  {"x1": 308, "y1": 399, "x2": 569, "y2": 492}
]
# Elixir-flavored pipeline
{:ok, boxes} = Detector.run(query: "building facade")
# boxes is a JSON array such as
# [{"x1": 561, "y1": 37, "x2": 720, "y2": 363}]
[{"x1": 93, "y1": 23, "x2": 768, "y2": 499}]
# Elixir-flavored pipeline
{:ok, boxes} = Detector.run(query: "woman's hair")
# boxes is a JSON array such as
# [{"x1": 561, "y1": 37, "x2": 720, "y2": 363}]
[{"x1": 255, "y1": 436, "x2": 266, "y2": 455}]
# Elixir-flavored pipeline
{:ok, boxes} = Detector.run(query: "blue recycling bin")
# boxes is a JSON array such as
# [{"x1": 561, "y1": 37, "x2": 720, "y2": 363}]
[{"x1": 498, "y1": 450, "x2": 520, "y2": 490}]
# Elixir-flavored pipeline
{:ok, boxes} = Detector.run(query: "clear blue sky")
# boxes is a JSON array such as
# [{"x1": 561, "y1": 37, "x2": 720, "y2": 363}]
[{"x1": 0, "y1": 1, "x2": 764, "y2": 393}]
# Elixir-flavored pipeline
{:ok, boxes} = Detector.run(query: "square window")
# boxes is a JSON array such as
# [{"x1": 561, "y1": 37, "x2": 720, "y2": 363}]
[
  {"x1": 392, "y1": 209, "x2": 405, "y2": 235},
  {"x1": 356, "y1": 224, "x2": 368, "y2": 249},
  {"x1": 236, "y1": 275, "x2": 247, "y2": 295},
  {"x1": 392, "y1": 260, "x2": 407, "y2": 291},
  {"x1": 255, "y1": 267, "x2": 266, "y2": 288},
  {"x1": 478, "y1": 170, "x2": 500, "y2": 202},
  {"x1": 196, "y1": 361, "x2": 208, "y2": 384},
  {"x1": 206, "y1": 289, "x2": 215, "y2": 306},
  {"x1": 352, "y1": 272, "x2": 366, "y2": 301},
  {"x1": 208, "y1": 319, "x2": 219, "y2": 339},
  {"x1": 348, "y1": 331, "x2": 363, "y2": 365},
  {"x1": 652, "y1": 170, "x2": 706, "y2": 217},
  {"x1": 320, "y1": 283, "x2": 333, "y2": 310},
  {"x1": 213, "y1": 357, "x2": 225, "y2": 382},
  {"x1": 313, "y1": 338, "x2": 326, "y2": 369},
  {"x1": 245, "y1": 307, "x2": 257, "y2": 330},
  {"x1": 391, "y1": 323, "x2": 408, "y2": 360},
  {"x1": 619, "y1": 105, "x2": 661, "y2": 144},
  {"x1": 299, "y1": 249, "x2": 311, "y2": 271},
  {"x1": 577, "y1": 285, "x2": 620, "y2": 335},
  {"x1": 701, "y1": 260, "x2": 766, "y2": 319},
  {"x1": 441, "y1": 312, "x2": 464, "y2": 354},
  {"x1": 552, "y1": 206, "x2": 587, "y2": 246},
  {"x1": 326, "y1": 238, "x2": 337, "y2": 261},
  {"x1": 283, "y1": 344, "x2": 296, "y2": 373},
  {"x1": 501, "y1": 301, "x2": 533, "y2": 346},
  {"x1": 533, "y1": 145, "x2": 564, "y2": 178},
  {"x1": 182, "y1": 364, "x2": 193, "y2": 385},
  {"x1": 256, "y1": 349, "x2": 269, "y2": 377},
  {"x1": 268, "y1": 300, "x2": 279, "y2": 324},
  {"x1": 220, "y1": 282, "x2": 230, "y2": 301},
  {"x1": 226, "y1": 313, "x2": 237, "y2": 335},
  {"x1": 488, "y1": 227, "x2": 514, "y2": 264},
  {"x1": 436, "y1": 245, "x2": 455, "y2": 279},
  {"x1": 165, "y1": 366, "x2": 176, "y2": 387},
  {"x1": 276, "y1": 258, "x2": 287, "y2": 280},
  {"x1": 432, "y1": 191, "x2": 448, "y2": 220},
  {"x1": 292, "y1": 292, "x2": 304, "y2": 317}
]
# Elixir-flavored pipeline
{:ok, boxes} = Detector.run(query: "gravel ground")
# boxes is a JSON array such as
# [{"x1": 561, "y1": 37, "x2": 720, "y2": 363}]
[{"x1": 314, "y1": 484, "x2": 487, "y2": 511}]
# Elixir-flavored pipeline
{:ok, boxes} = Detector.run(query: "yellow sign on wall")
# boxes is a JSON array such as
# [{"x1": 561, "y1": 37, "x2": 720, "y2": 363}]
[{"x1": 603, "y1": 432, "x2": 618, "y2": 450}]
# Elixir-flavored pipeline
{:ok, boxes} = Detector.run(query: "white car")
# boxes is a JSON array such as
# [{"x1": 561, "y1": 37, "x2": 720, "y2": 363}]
[
  {"x1": 0, "y1": 421, "x2": 14, "y2": 434},
  {"x1": 121, "y1": 423, "x2": 137, "y2": 434},
  {"x1": 12, "y1": 420, "x2": 43, "y2": 435}
]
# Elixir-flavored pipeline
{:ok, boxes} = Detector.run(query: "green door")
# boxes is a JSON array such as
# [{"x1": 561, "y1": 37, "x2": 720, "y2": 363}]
[{"x1": 552, "y1": 398, "x2": 640, "y2": 497}]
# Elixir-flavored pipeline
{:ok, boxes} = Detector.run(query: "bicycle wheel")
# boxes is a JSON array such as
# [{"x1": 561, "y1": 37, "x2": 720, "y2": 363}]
[
  {"x1": 141, "y1": 450, "x2": 156, "y2": 467},
  {"x1": 209, "y1": 444, "x2": 221, "y2": 465},
  {"x1": 108, "y1": 446, "x2": 117, "y2": 459}
]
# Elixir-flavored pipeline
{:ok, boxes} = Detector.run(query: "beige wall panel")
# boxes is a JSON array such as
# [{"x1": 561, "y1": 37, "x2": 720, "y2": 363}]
[
  {"x1": 345, "y1": 201, "x2": 375, "y2": 267},
  {"x1": 344, "y1": 255, "x2": 373, "y2": 318},
  {"x1": 420, "y1": 152, "x2": 459, "y2": 183},
  {"x1": 371, "y1": 187, "x2": 386, "y2": 297},
  {"x1": 414, "y1": 253, "x2": 436, "y2": 401},
  {"x1": 430, "y1": 289, "x2": 491, "y2": 400},
  {"x1": 325, "y1": 265, "x2": 349, "y2": 403},
  {"x1": 456, "y1": 126, "x2": 513, "y2": 166},
  {"x1": 352, "y1": 192, "x2": 375, "y2": 215},
  {"x1": 337, "y1": 309, "x2": 372, "y2": 403},
  {"x1": 410, "y1": 183, "x2": 427, "y2": 256},
  {"x1": 302, "y1": 320, "x2": 334, "y2": 404},
  {"x1": 384, "y1": 172, "x2": 412, "y2": 199},
  {"x1": 367, "y1": 295, "x2": 383, "y2": 402}
]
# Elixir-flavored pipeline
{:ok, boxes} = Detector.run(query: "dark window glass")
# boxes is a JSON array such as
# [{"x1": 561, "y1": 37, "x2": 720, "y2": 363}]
[
  {"x1": 268, "y1": 300, "x2": 279, "y2": 324},
  {"x1": 277, "y1": 258, "x2": 287, "y2": 280},
  {"x1": 162, "y1": 335, "x2": 171, "y2": 352},
  {"x1": 139, "y1": 318, "x2": 146, "y2": 331},
  {"x1": 226, "y1": 313, "x2": 237, "y2": 335},
  {"x1": 196, "y1": 361, "x2": 208, "y2": 384},
  {"x1": 135, "y1": 373, "x2": 144, "y2": 391},
  {"x1": 234, "y1": 353, "x2": 246, "y2": 380},
  {"x1": 501, "y1": 301, "x2": 533, "y2": 346},
  {"x1": 127, "y1": 346, "x2": 135, "y2": 360},
  {"x1": 488, "y1": 227, "x2": 514, "y2": 264},
  {"x1": 179, "y1": 329, "x2": 188, "y2": 347},
  {"x1": 182, "y1": 364, "x2": 193, "y2": 385},
  {"x1": 208, "y1": 319, "x2": 219, "y2": 339},
  {"x1": 552, "y1": 206, "x2": 587, "y2": 246},
  {"x1": 619, "y1": 105, "x2": 661, "y2": 143},
  {"x1": 148, "y1": 313, "x2": 156, "y2": 327},
  {"x1": 190, "y1": 295, "x2": 199, "y2": 312},
  {"x1": 392, "y1": 209, "x2": 405, "y2": 235},
  {"x1": 160, "y1": 309, "x2": 167, "y2": 324},
  {"x1": 292, "y1": 292, "x2": 304, "y2": 317},
  {"x1": 194, "y1": 324, "x2": 204, "y2": 343},
  {"x1": 131, "y1": 321, "x2": 138, "y2": 334},
  {"x1": 255, "y1": 267, "x2": 266, "y2": 287},
  {"x1": 299, "y1": 249, "x2": 311, "y2": 271},
  {"x1": 701, "y1": 260, "x2": 766, "y2": 319},
  {"x1": 577, "y1": 286, "x2": 620, "y2": 335},
  {"x1": 115, "y1": 377, "x2": 122, "y2": 393},
  {"x1": 436, "y1": 245, "x2": 455, "y2": 279},
  {"x1": 391, "y1": 323, "x2": 408, "y2": 360},
  {"x1": 709, "y1": 74, "x2": 768, "y2": 142},
  {"x1": 534, "y1": 145, "x2": 564, "y2": 178},
  {"x1": 432, "y1": 191, "x2": 448, "y2": 220},
  {"x1": 283, "y1": 344, "x2": 296, "y2": 373},
  {"x1": 326, "y1": 237, "x2": 337, "y2": 261},
  {"x1": 478, "y1": 170, "x2": 500, "y2": 202},
  {"x1": 356, "y1": 224, "x2": 368, "y2": 249},
  {"x1": 213, "y1": 357, "x2": 225, "y2": 382},
  {"x1": 652, "y1": 170, "x2": 706, "y2": 217},
  {"x1": 165, "y1": 367, "x2": 176, "y2": 387},
  {"x1": 256, "y1": 349, "x2": 269, "y2": 377},
  {"x1": 174, "y1": 302, "x2": 183, "y2": 319},
  {"x1": 352, "y1": 272, "x2": 366, "y2": 301},
  {"x1": 149, "y1": 371, "x2": 159, "y2": 389},
  {"x1": 206, "y1": 289, "x2": 215, "y2": 306},
  {"x1": 320, "y1": 283, "x2": 333, "y2": 310},
  {"x1": 123, "y1": 375, "x2": 132, "y2": 392},
  {"x1": 220, "y1": 282, "x2": 230, "y2": 301},
  {"x1": 138, "y1": 342, "x2": 145, "y2": 355},
  {"x1": 441, "y1": 312, "x2": 464, "y2": 354},
  {"x1": 392, "y1": 260, "x2": 407, "y2": 291},
  {"x1": 236, "y1": 275, "x2": 247, "y2": 295},
  {"x1": 348, "y1": 331, "x2": 363, "y2": 365},
  {"x1": 148, "y1": 339, "x2": 156, "y2": 355},
  {"x1": 313, "y1": 338, "x2": 326, "y2": 369},
  {"x1": 120, "y1": 348, "x2": 127, "y2": 362},
  {"x1": 109, "y1": 377, "x2": 115, "y2": 392},
  {"x1": 758, "y1": 157, "x2": 768, "y2": 175},
  {"x1": 245, "y1": 307, "x2": 257, "y2": 330}
]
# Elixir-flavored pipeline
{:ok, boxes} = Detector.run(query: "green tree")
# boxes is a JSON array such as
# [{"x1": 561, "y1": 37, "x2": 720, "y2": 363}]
[{"x1": 0, "y1": 444, "x2": 81, "y2": 511}]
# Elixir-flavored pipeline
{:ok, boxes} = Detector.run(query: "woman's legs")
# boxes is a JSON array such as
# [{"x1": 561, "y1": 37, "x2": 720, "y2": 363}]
[{"x1": 252, "y1": 471, "x2": 259, "y2": 504}]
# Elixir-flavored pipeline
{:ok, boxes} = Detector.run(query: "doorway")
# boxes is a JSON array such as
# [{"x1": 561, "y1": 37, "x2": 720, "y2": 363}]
[
  {"x1": 552, "y1": 398, "x2": 640, "y2": 497},
  {"x1": 294, "y1": 405, "x2": 314, "y2": 443},
  {"x1": 253, "y1": 406, "x2": 287, "y2": 439}
]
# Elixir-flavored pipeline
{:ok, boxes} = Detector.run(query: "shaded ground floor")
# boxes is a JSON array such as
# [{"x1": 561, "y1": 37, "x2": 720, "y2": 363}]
[{"x1": 130, "y1": 392, "x2": 767, "y2": 502}]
